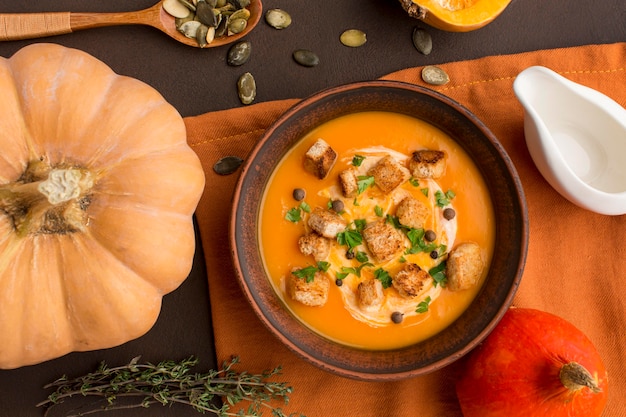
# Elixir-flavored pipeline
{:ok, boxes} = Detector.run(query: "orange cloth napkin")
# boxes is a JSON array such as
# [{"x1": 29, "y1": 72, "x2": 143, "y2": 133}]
[{"x1": 185, "y1": 43, "x2": 626, "y2": 416}]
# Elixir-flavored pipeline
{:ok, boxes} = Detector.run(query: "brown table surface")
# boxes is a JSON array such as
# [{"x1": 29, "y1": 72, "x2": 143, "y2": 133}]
[{"x1": 0, "y1": 0, "x2": 624, "y2": 416}]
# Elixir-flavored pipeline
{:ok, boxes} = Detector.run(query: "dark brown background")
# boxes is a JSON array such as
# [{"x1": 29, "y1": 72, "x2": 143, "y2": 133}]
[{"x1": 0, "y1": 0, "x2": 624, "y2": 416}]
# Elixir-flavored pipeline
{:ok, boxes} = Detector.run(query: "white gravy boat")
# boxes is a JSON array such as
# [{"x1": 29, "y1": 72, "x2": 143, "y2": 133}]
[{"x1": 514, "y1": 66, "x2": 626, "y2": 215}]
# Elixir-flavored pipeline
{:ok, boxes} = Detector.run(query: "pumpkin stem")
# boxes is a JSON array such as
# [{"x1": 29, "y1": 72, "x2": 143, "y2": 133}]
[
  {"x1": 0, "y1": 165, "x2": 94, "y2": 236},
  {"x1": 559, "y1": 362, "x2": 602, "y2": 393}
]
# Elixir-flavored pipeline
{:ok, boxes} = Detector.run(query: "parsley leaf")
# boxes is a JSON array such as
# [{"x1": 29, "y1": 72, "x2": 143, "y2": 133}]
[
  {"x1": 435, "y1": 189, "x2": 456, "y2": 207},
  {"x1": 409, "y1": 177, "x2": 420, "y2": 187},
  {"x1": 429, "y1": 261, "x2": 447, "y2": 287},
  {"x1": 337, "y1": 228, "x2": 363, "y2": 249},
  {"x1": 284, "y1": 202, "x2": 310, "y2": 223},
  {"x1": 337, "y1": 262, "x2": 373, "y2": 279},
  {"x1": 292, "y1": 262, "x2": 331, "y2": 283},
  {"x1": 374, "y1": 205, "x2": 383, "y2": 217},
  {"x1": 416, "y1": 296, "x2": 432, "y2": 313},
  {"x1": 352, "y1": 155, "x2": 366, "y2": 167},
  {"x1": 357, "y1": 175, "x2": 375, "y2": 194},
  {"x1": 420, "y1": 188, "x2": 429, "y2": 197},
  {"x1": 285, "y1": 207, "x2": 302, "y2": 223},
  {"x1": 355, "y1": 251, "x2": 369, "y2": 263},
  {"x1": 374, "y1": 268, "x2": 392, "y2": 289},
  {"x1": 385, "y1": 214, "x2": 402, "y2": 229}
]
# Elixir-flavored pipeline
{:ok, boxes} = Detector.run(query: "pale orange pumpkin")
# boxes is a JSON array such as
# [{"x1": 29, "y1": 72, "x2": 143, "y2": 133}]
[{"x1": 0, "y1": 43, "x2": 205, "y2": 369}]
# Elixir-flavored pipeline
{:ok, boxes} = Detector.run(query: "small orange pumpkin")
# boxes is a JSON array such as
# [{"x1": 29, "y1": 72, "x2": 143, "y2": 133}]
[
  {"x1": 398, "y1": 0, "x2": 512, "y2": 32},
  {"x1": 0, "y1": 44, "x2": 205, "y2": 369},
  {"x1": 456, "y1": 308, "x2": 608, "y2": 417}
]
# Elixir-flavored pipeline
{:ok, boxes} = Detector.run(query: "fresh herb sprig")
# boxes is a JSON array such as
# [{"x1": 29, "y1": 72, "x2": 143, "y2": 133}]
[{"x1": 38, "y1": 356, "x2": 304, "y2": 417}]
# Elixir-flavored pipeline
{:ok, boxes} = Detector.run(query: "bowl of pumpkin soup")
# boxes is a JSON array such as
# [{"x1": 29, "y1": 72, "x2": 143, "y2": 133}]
[{"x1": 230, "y1": 80, "x2": 528, "y2": 380}]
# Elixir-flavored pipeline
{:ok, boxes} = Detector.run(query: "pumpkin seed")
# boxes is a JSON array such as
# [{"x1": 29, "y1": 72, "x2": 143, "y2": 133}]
[
  {"x1": 163, "y1": 0, "x2": 192, "y2": 18},
  {"x1": 265, "y1": 9, "x2": 292, "y2": 29},
  {"x1": 340, "y1": 29, "x2": 367, "y2": 47},
  {"x1": 293, "y1": 49, "x2": 319, "y2": 67},
  {"x1": 227, "y1": 40, "x2": 252, "y2": 66},
  {"x1": 412, "y1": 27, "x2": 432, "y2": 55},
  {"x1": 178, "y1": 20, "x2": 202, "y2": 38},
  {"x1": 228, "y1": 18, "x2": 247, "y2": 34},
  {"x1": 230, "y1": 8, "x2": 250, "y2": 21},
  {"x1": 196, "y1": 24, "x2": 210, "y2": 47},
  {"x1": 195, "y1": 1, "x2": 219, "y2": 27},
  {"x1": 228, "y1": 0, "x2": 250, "y2": 9},
  {"x1": 237, "y1": 72, "x2": 256, "y2": 105},
  {"x1": 421, "y1": 65, "x2": 449, "y2": 85},
  {"x1": 165, "y1": 0, "x2": 253, "y2": 47},
  {"x1": 213, "y1": 156, "x2": 244, "y2": 175}
]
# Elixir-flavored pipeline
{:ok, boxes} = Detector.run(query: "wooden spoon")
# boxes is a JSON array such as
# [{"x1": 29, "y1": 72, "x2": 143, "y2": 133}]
[{"x1": 0, "y1": 0, "x2": 263, "y2": 48}]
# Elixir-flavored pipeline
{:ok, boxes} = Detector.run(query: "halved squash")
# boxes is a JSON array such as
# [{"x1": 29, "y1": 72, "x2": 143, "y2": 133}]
[{"x1": 399, "y1": 0, "x2": 512, "y2": 32}]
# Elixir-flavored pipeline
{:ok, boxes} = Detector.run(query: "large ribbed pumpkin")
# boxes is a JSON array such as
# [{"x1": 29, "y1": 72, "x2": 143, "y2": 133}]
[{"x1": 0, "y1": 43, "x2": 205, "y2": 369}]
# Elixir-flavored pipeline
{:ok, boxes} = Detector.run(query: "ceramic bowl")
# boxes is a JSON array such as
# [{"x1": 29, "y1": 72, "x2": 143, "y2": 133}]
[{"x1": 230, "y1": 80, "x2": 528, "y2": 381}]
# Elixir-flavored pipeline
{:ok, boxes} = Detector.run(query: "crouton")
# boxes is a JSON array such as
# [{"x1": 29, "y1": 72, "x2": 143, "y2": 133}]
[
  {"x1": 298, "y1": 233, "x2": 331, "y2": 261},
  {"x1": 338, "y1": 168, "x2": 359, "y2": 198},
  {"x1": 446, "y1": 242, "x2": 485, "y2": 291},
  {"x1": 409, "y1": 150, "x2": 446, "y2": 179},
  {"x1": 287, "y1": 269, "x2": 330, "y2": 307},
  {"x1": 308, "y1": 207, "x2": 346, "y2": 238},
  {"x1": 367, "y1": 155, "x2": 410, "y2": 193},
  {"x1": 362, "y1": 220, "x2": 404, "y2": 263},
  {"x1": 303, "y1": 138, "x2": 337, "y2": 179},
  {"x1": 357, "y1": 279, "x2": 384, "y2": 307},
  {"x1": 392, "y1": 263, "x2": 431, "y2": 298},
  {"x1": 395, "y1": 196, "x2": 430, "y2": 230}
]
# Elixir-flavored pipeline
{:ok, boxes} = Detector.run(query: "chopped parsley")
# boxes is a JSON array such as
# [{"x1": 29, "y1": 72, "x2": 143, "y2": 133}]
[
  {"x1": 357, "y1": 175, "x2": 375, "y2": 194},
  {"x1": 405, "y1": 228, "x2": 438, "y2": 255},
  {"x1": 420, "y1": 188, "x2": 429, "y2": 197},
  {"x1": 435, "y1": 189, "x2": 456, "y2": 207},
  {"x1": 336, "y1": 262, "x2": 373, "y2": 280},
  {"x1": 428, "y1": 261, "x2": 447, "y2": 287},
  {"x1": 284, "y1": 201, "x2": 310, "y2": 223},
  {"x1": 374, "y1": 205, "x2": 383, "y2": 217},
  {"x1": 416, "y1": 296, "x2": 432, "y2": 313},
  {"x1": 355, "y1": 251, "x2": 369, "y2": 263},
  {"x1": 352, "y1": 154, "x2": 366, "y2": 167},
  {"x1": 292, "y1": 261, "x2": 330, "y2": 283},
  {"x1": 337, "y1": 229, "x2": 363, "y2": 249},
  {"x1": 374, "y1": 268, "x2": 392, "y2": 288},
  {"x1": 409, "y1": 177, "x2": 420, "y2": 187}
]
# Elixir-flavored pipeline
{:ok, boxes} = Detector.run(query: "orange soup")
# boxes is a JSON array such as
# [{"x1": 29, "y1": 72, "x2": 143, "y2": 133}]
[{"x1": 259, "y1": 111, "x2": 495, "y2": 350}]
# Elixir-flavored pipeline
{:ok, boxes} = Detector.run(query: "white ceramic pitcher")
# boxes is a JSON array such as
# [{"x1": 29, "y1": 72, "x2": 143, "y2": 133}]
[{"x1": 514, "y1": 65, "x2": 626, "y2": 215}]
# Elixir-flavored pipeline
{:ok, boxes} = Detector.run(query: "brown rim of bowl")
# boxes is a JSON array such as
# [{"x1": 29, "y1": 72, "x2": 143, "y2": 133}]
[{"x1": 229, "y1": 80, "x2": 528, "y2": 381}]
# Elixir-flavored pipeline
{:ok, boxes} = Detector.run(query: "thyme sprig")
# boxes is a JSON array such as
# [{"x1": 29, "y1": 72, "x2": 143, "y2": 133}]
[{"x1": 38, "y1": 356, "x2": 304, "y2": 417}]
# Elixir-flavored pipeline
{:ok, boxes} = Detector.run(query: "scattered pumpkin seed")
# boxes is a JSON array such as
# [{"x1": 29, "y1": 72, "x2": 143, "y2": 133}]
[
  {"x1": 237, "y1": 72, "x2": 256, "y2": 105},
  {"x1": 412, "y1": 27, "x2": 432, "y2": 55},
  {"x1": 227, "y1": 40, "x2": 252, "y2": 66},
  {"x1": 340, "y1": 29, "x2": 367, "y2": 47},
  {"x1": 165, "y1": 0, "x2": 253, "y2": 47},
  {"x1": 265, "y1": 9, "x2": 292, "y2": 29},
  {"x1": 213, "y1": 156, "x2": 244, "y2": 175},
  {"x1": 421, "y1": 65, "x2": 449, "y2": 85},
  {"x1": 196, "y1": 24, "x2": 210, "y2": 47},
  {"x1": 293, "y1": 49, "x2": 319, "y2": 67}
]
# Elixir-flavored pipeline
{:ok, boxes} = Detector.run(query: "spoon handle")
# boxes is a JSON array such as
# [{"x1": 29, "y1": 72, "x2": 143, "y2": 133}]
[
  {"x1": 0, "y1": 13, "x2": 73, "y2": 41},
  {"x1": 0, "y1": 7, "x2": 159, "y2": 42}
]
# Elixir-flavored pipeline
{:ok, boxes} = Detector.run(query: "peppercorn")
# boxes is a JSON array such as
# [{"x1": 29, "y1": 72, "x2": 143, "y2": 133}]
[
  {"x1": 292, "y1": 188, "x2": 306, "y2": 201},
  {"x1": 443, "y1": 207, "x2": 456, "y2": 220},
  {"x1": 424, "y1": 229, "x2": 436, "y2": 242},
  {"x1": 430, "y1": 250, "x2": 439, "y2": 259},
  {"x1": 335, "y1": 279, "x2": 343, "y2": 287},
  {"x1": 391, "y1": 311, "x2": 404, "y2": 324},
  {"x1": 331, "y1": 199, "x2": 345, "y2": 213}
]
